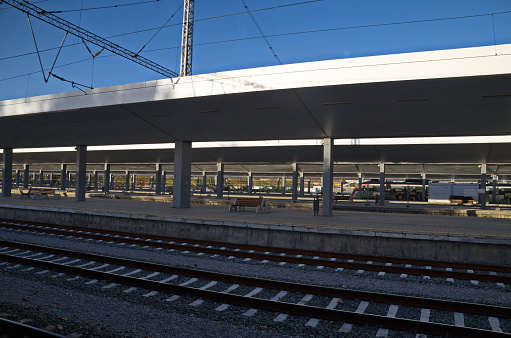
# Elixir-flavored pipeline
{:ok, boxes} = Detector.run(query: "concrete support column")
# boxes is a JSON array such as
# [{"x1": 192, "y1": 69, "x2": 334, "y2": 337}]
[
  {"x1": 480, "y1": 164, "x2": 487, "y2": 209},
  {"x1": 103, "y1": 164, "x2": 111, "y2": 193},
  {"x1": 281, "y1": 176, "x2": 286, "y2": 195},
  {"x1": 202, "y1": 172, "x2": 207, "y2": 194},
  {"x1": 299, "y1": 173, "x2": 305, "y2": 197},
  {"x1": 49, "y1": 172, "x2": 54, "y2": 187},
  {"x1": 492, "y1": 175, "x2": 498, "y2": 204},
  {"x1": 60, "y1": 164, "x2": 67, "y2": 190},
  {"x1": 379, "y1": 163, "x2": 385, "y2": 206},
  {"x1": 162, "y1": 171, "x2": 167, "y2": 193},
  {"x1": 16, "y1": 170, "x2": 20, "y2": 187},
  {"x1": 23, "y1": 164, "x2": 30, "y2": 188},
  {"x1": 75, "y1": 145, "x2": 87, "y2": 202},
  {"x1": 131, "y1": 174, "x2": 136, "y2": 190},
  {"x1": 421, "y1": 173, "x2": 427, "y2": 202},
  {"x1": 216, "y1": 163, "x2": 224, "y2": 199},
  {"x1": 357, "y1": 173, "x2": 363, "y2": 199},
  {"x1": 173, "y1": 140, "x2": 192, "y2": 208},
  {"x1": 292, "y1": 163, "x2": 299, "y2": 202},
  {"x1": 155, "y1": 164, "x2": 163, "y2": 195},
  {"x1": 2, "y1": 148, "x2": 13, "y2": 197},
  {"x1": 322, "y1": 138, "x2": 334, "y2": 216},
  {"x1": 125, "y1": 171, "x2": 130, "y2": 191},
  {"x1": 39, "y1": 170, "x2": 44, "y2": 187},
  {"x1": 93, "y1": 171, "x2": 99, "y2": 191},
  {"x1": 247, "y1": 172, "x2": 253, "y2": 195},
  {"x1": 308, "y1": 179, "x2": 311, "y2": 194}
]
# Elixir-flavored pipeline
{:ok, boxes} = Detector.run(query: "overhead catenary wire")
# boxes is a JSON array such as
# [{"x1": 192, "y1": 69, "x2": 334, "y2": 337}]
[
  {"x1": 1, "y1": 5, "x2": 510, "y2": 84},
  {"x1": 2, "y1": 7, "x2": 509, "y2": 64},
  {"x1": 241, "y1": 0, "x2": 283, "y2": 65}
]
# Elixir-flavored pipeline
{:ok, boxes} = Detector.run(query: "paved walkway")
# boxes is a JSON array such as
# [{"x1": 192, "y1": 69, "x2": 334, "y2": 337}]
[{"x1": 1, "y1": 193, "x2": 510, "y2": 241}]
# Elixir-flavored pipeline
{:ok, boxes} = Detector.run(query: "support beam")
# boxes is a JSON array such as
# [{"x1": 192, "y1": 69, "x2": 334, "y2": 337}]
[
  {"x1": 379, "y1": 163, "x2": 386, "y2": 206},
  {"x1": 39, "y1": 170, "x2": 44, "y2": 187},
  {"x1": 75, "y1": 145, "x2": 87, "y2": 202},
  {"x1": 357, "y1": 173, "x2": 363, "y2": 199},
  {"x1": 292, "y1": 163, "x2": 298, "y2": 202},
  {"x1": 322, "y1": 138, "x2": 334, "y2": 216},
  {"x1": 202, "y1": 172, "x2": 207, "y2": 194},
  {"x1": 2, "y1": 148, "x2": 13, "y2": 197},
  {"x1": 125, "y1": 171, "x2": 130, "y2": 191},
  {"x1": 299, "y1": 172, "x2": 305, "y2": 197},
  {"x1": 480, "y1": 164, "x2": 487, "y2": 209},
  {"x1": 492, "y1": 175, "x2": 498, "y2": 204},
  {"x1": 421, "y1": 173, "x2": 427, "y2": 202},
  {"x1": 173, "y1": 141, "x2": 192, "y2": 208},
  {"x1": 216, "y1": 163, "x2": 224, "y2": 199},
  {"x1": 23, "y1": 164, "x2": 30, "y2": 188},
  {"x1": 155, "y1": 164, "x2": 163, "y2": 195},
  {"x1": 103, "y1": 164, "x2": 111, "y2": 193},
  {"x1": 60, "y1": 164, "x2": 67, "y2": 190},
  {"x1": 93, "y1": 171, "x2": 99, "y2": 191},
  {"x1": 247, "y1": 172, "x2": 253, "y2": 195}
]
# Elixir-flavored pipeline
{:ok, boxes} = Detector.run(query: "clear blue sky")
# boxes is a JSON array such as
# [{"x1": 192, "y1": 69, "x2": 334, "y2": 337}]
[{"x1": 1, "y1": 0, "x2": 510, "y2": 101}]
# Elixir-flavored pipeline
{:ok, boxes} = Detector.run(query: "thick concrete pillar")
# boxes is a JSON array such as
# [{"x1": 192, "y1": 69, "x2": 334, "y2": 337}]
[
  {"x1": 173, "y1": 140, "x2": 192, "y2": 208},
  {"x1": 299, "y1": 173, "x2": 305, "y2": 197},
  {"x1": 131, "y1": 174, "x2": 136, "y2": 190},
  {"x1": 23, "y1": 164, "x2": 30, "y2": 188},
  {"x1": 379, "y1": 163, "x2": 385, "y2": 206},
  {"x1": 216, "y1": 163, "x2": 224, "y2": 199},
  {"x1": 155, "y1": 164, "x2": 163, "y2": 195},
  {"x1": 202, "y1": 172, "x2": 207, "y2": 194},
  {"x1": 322, "y1": 138, "x2": 334, "y2": 216},
  {"x1": 16, "y1": 170, "x2": 20, "y2": 187},
  {"x1": 93, "y1": 171, "x2": 99, "y2": 191},
  {"x1": 2, "y1": 148, "x2": 13, "y2": 197},
  {"x1": 357, "y1": 173, "x2": 363, "y2": 199},
  {"x1": 247, "y1": 172, "x2": 253, "y2": 195},
  {"x1": 162, "y1": 171, "x2": 167, "y2": 193},
  {"x1": 492, "y1": 175, "x2": 498, "y2": 204},
  {"x1": 480, "y1": 164, "x2": 487, "y2": 209},
  {"x1": 39, "y1": 170, "x2": 44, "y2": 187},
  {"x1": 292, "y1": 163, "x2": 298, "y2": 201},
  {"x1": 421, "y1": 173, "x2": 427, "y2": 202},
  {"x1": 103, "y1": 164, "x2": 111, "y2": 193},
  {"x1": 60, "y1": 164, "x2": 67, "y2": 190},
  {"x1": 281, "y1": 176, "x2": 286, "y2": 195},
  {"x1": 125, "y1": 171, "x2": 130, "y2": 191},
  {"x1": 49, "y1": 172, "x2": 54, "y2": 187},
  {"x1": 75, "y1": 145, "x2": 87, "y2": 202}
]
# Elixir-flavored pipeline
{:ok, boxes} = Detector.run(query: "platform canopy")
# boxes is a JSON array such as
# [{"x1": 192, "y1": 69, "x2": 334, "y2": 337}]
[{"x1": 1, "y1": 44, "x2": 511, "y2": 149}]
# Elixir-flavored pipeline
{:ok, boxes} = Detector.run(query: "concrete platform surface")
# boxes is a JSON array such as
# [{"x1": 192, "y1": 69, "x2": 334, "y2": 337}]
[{"x1": 1, "y1": 194, "x2": 510, "y2": 264}]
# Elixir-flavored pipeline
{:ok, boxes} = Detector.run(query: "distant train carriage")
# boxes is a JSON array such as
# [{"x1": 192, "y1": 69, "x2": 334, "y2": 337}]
[{"x1": 351, "y1": 179, "x2": 429, "y2": 201}]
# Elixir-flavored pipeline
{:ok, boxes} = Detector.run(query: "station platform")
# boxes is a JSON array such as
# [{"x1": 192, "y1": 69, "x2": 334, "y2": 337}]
[{"x1": 0, "y1": 192, "x2": 510, "y2": 264}]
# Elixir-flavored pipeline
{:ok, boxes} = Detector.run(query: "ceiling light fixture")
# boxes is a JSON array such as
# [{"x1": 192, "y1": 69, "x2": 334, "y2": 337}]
[
  {"x1": 397, "y1": 98, "x2": 430, "y2": 102},
  {"x1": 255, "y1": 106, "x2": 280, "y2": 110},
  {"x1": 323, "y1": 101, "x2": 353, "y2": 105}
]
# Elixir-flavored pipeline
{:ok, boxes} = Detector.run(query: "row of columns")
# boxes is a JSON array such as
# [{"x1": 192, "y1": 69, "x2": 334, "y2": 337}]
[{"x1": 1, "y1": 140, "x2": 502, "y2": 215}]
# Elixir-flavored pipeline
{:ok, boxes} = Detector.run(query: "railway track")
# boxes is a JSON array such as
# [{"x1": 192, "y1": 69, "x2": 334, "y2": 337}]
[
  {"x1": 0, "y1": 240, "x2": 510, "y2": 337},
  {"x1": 1, "y1": 218, "x2": 510, "y2": 286}
]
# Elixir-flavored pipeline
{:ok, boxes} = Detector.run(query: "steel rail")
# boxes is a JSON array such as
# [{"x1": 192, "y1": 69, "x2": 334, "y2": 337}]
[
  {"x1": 0, "y1": 317, "x2": 65, "y2": 337},
  {"x1": 3, "y1": 218, "x2": 509, "y2": 273},
  {"x1": 1, "y1": 240, "x2": 510, "y2": 319},
  {"x1": 1, "y1": 248, "x2": 509, "y2": 337},
  {"x1": 2, "y1": 220, "x2": 511, "y2": 284}
]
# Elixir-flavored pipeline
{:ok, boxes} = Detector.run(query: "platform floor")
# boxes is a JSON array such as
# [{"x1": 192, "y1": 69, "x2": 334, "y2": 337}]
[{"x1": 1, "y1": 193, "x2": 510, "y2": 242}]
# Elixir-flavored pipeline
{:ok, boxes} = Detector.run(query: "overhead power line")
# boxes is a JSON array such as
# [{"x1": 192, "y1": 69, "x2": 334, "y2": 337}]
[{"x1": 1, "y1": 0, "x2": 178, "y2": 78}]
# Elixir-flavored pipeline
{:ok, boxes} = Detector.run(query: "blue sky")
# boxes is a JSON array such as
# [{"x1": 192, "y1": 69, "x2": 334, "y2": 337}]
[{"x1": 1, "y1": 0, "x2": 510, "y2": 101}]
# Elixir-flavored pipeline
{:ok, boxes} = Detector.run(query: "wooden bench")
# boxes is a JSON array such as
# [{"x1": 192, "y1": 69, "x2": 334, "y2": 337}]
[
  {"x1": 449, "y1": 195, "x2": 475, "y2": 205},
  {"x1": 19, "y1": 188, "x2": 61, "y2": 199},
  {"x1": 229, "y1": 197, "x2": 271, "y2": 213},
  {"x1": 333, "y1": 195, "x2": 351, "y2": 201}
]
